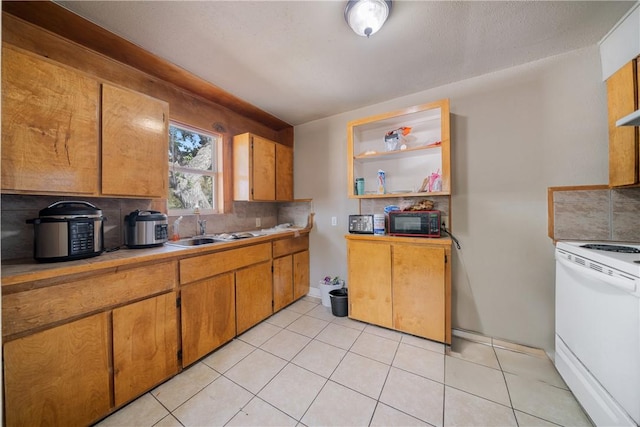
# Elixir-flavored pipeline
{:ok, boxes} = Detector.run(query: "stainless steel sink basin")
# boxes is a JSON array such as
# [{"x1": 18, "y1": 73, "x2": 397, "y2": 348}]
[
  {"x1": 167, "y1": 237, "x2": 217, "y2": 247},
  {"x1": 167, "y1": 232, "x2": 266, "y2": 247}
]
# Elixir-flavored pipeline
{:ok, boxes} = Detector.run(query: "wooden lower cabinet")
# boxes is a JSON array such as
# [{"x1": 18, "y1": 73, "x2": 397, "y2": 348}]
[
  {"x1": 347, "y1": 240, "x2": 393, "y2": 328},
  {"x1": 347, "y1": 236, "x2": 451, "y2": 344},
  {"x1": 113, "y1": 292, "x2": 179, "y2": 406},
  {"x1": 236, "y1": 261, "x2": 273, "y2": 334},
  {"x1": 293, "y1": 250, "x2": 310, "y2": 300},
  {"x1": 272, "y1": 235, "x2": 310, "y2": 311},
  {"x1": 392, "y1": 244, "x2": 446, "y2": 342},
  {"x1": 3, "y1": 312, "x2": 111, "y2": 427},
  {"x1": 181, "y1": 273, "x2": 236, "y2": 366},
  {"x1": 272, "y1": 250, "x2": 310, "y2": 311},
  {"x1": 273, "y1": 255, "x2": 294, "y2": 311}
]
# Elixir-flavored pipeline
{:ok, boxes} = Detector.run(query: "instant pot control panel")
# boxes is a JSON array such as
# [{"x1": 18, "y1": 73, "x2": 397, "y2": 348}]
[{"x1": 69, "y1": 220, "x2": 98, "y2": 255}]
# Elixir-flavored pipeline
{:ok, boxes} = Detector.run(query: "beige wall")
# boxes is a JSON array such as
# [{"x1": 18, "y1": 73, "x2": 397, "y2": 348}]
[{"x1": 294, "y1": 45, "x2": 610, "y2": 353}]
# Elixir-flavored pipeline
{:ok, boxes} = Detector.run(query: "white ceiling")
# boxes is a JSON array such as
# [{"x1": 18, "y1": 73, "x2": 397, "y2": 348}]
[{"x1": 56, "y1": 1, "x2": 635, "y2": 126}]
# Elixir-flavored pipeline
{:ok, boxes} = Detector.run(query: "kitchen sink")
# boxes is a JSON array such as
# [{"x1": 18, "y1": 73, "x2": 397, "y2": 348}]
[
  {"x1": 167, "y1": 237, "x2": 217, "y2": 247},
  {"x1": 166, "y1": 232, "x2": 267, "y2": 247}
]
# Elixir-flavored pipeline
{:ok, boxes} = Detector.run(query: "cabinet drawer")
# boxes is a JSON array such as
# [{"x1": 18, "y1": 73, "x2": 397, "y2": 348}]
[
  {"x1": 272, "y1": 235, "x2": 309, "y2": 258},
  {"x1": 2, "y1": 261, "x2": 177, "y2": 338},
  {"x1": 179, "y1": 243, "x2": 271, "y2": 284}
]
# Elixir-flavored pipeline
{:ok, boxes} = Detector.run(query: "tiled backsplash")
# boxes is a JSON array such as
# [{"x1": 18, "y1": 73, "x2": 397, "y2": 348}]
[
  {"x1": 551, "y1": 187, "x2": 640, "y2": 242},
  {"x1": 1, "y1": 195, "x2": 312, "y2": 261}
]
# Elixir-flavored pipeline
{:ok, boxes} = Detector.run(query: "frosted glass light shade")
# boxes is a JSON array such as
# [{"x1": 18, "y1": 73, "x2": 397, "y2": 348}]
[{"x1": 344, "y1": 0, "x2": 392, "y2": 38}]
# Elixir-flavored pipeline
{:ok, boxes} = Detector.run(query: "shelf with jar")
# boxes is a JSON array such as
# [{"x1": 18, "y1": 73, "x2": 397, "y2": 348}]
[{"x1": 347, "y1": 99, "x2": 450, "y2": 199}]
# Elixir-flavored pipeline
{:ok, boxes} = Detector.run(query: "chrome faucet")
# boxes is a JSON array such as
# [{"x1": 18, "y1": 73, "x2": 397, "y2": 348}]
[{"x1": 198, "y1": 219, "x2": 207, "y2": 236}]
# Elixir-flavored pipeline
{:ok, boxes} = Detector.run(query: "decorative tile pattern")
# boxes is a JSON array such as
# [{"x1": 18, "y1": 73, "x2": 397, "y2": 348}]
[
  {"x1": 553, "y1": 190, "x2": 610, "y2": 240},
  {"x1": 551, "y1": 187, "x2": 640, "y2": 242},
  {"x1": 97, "y1": 297, "x2": 592, "y2": 427},
  {"x1": 611, "y1": 188, "x2": 640, "y2": 241}
]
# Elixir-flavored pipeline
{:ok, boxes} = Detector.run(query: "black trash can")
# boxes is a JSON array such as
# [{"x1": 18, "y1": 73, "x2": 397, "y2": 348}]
[{"x1": 329, "y1": 288, "x2": 348, "y2": 317}]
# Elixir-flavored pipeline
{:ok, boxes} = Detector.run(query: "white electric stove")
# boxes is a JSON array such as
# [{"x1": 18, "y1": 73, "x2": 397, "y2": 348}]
[{"x1": 555, "y1": 241, "x2": 640, "y2": 427}]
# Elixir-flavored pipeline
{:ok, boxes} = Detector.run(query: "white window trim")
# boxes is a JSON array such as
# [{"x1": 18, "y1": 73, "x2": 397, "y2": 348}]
[{"x1": 168, "y1": 122, "x2": 220, "y2": 215}]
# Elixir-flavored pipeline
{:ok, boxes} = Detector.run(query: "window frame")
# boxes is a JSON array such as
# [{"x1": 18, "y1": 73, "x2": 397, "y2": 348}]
[{"x1": 168, "y1": 121, "x2": 222, "y2": 216}]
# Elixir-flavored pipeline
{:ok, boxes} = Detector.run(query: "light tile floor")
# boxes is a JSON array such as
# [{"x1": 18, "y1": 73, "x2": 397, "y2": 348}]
[{"x1": 96, "y1": 297, "x2": 592, "y2": 427}]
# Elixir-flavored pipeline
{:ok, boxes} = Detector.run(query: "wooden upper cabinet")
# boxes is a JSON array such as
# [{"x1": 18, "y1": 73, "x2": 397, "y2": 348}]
[
  {"x1": 101, "y1": 83, "x2": 169, "y2": 198},
  {"x1": 607, "y1": 60, "x2": 640, "y2": 187},
  {"x1": 276, "y1": 143, "x2": 293, "y2": 200},
  {"x1": 233, "y1": 132, "x2": 293, "y2": 201},
  {"x1": 1, "y1": 46, "x2": 100, "y2": 195}
]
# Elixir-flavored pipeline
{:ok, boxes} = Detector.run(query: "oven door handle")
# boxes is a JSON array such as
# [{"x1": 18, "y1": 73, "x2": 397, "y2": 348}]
[{"x1": 556, "y1": 256, "x2": 637, "y2": 294}]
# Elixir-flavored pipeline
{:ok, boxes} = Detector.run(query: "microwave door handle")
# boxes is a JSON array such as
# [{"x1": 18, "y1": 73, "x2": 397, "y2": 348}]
[{"x1": 556, "y1": 256, "x2": 636, "y2": 294}]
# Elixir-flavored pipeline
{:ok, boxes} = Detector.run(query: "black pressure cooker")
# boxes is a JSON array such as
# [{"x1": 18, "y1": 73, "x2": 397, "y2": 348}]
[{"x1": 26, "y1": 201, "x2": 105, "y2": 262}]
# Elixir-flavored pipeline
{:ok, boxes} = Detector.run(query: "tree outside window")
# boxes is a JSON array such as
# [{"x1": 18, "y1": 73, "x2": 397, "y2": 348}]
[{"x1": 168, "y1": 123, "x2": 219, "y2": 213}]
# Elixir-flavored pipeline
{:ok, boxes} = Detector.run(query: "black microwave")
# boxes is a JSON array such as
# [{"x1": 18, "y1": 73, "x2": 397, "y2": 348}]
[{"x1": 388, "y1": 210, "x2": 441, "y2": 237}]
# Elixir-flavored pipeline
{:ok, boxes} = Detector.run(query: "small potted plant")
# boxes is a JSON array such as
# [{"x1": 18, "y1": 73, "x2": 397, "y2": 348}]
[{"x1": 320, "y1": 276, "x2": 345, "y2": 307}]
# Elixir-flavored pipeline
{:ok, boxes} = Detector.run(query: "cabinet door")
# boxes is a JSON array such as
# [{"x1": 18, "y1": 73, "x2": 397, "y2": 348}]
[
  {"x1": 273, "y1": 255, "x2": 294, "y2": 312},
  {"x1": 1, "y1": 47, "x2": 99, "y2": 194},
  {"x1": 236, "y1": 261, "x2": 273, "y2": 334},
  {"x1": 607, "y1": 60, "x2": 639, "y2": 187},
  {"x1": 293, "y1": 250, "x2": 310, "y2": 300},
  {"x1": 276, "y1": 143, "x2": 293, "y2": 201},
  {"x1": 392, "y1": 245, "x2": 446, "y2": 342},
  {"x1": 181, "y1": 273, "x2": 236, "y2": 366},
  {"x1": 3, "y1": 313, "x2": 111, "y2": 427},
  {"x1": 252, "y1": 135, "x2": 277, "y2": 200},
  {"x1": 347, "y1": 240, "x2": 392, "y2": 328},
  {"x1": 113, "y1": 292, "x2": 179, "y2": 406},
  {"x1": 102, "y1": 83, "x2": 169, "y2": 197}
]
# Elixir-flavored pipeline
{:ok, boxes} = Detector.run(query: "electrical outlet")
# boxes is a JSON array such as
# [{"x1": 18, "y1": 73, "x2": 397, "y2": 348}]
[
  {"x1": 331, "y1": 216, "x2": 337, "y2": 226},
  {"x1": 256, "y1": 217, "x2": 261, "y2": 227},
  {"x1": 441, "y1": 215, "x2": 448, "y2": 230}
]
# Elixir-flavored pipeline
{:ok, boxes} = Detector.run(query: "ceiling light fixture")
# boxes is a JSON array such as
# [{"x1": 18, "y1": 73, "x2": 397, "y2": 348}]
[{"x1": 344, "y1": 0, "x2": 392, "y2": 38}]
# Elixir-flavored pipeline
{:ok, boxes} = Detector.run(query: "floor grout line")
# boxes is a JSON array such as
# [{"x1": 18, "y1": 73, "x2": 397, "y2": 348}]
[{"x1": 102, "y1": 298, "x2": 590, "y2": 427}]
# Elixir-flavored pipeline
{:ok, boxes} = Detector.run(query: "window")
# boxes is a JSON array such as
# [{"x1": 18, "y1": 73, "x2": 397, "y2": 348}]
[{"x1": 168, "y1": 122, "x2": 220, "y2": 214}]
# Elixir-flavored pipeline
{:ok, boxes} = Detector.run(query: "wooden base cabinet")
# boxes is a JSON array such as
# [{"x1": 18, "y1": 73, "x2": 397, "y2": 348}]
[
  {"x1": 181, "y1": 273, "x2": 236, "y2": 367},
  {"x1": 346, "y1": 240, "x2": 393, "y2": 328},
  {"x1": 113, "y1": 292, "x2": 179, "y2": 406},
  {"x1": 236, "y1": 261, "x2": 273, "y2": 334},
  {"x1": 3, "y1": 313, "x2": 111, "y2": 427},
  {"x1": 392, "y1": 244, "x2": 446, "y2": 342},
  {"x1": 179, "y1": 243, "x2": 273, "y2": 338},
  {"x1": 347, "y1": 236, "x2": 451, "y2": 344},
  {"x1": 273, "y1": 235, "x2": 310, "y2": 311},
  {"x1": 293, "y1": 250, "x2": 310, "y2": 300}
]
